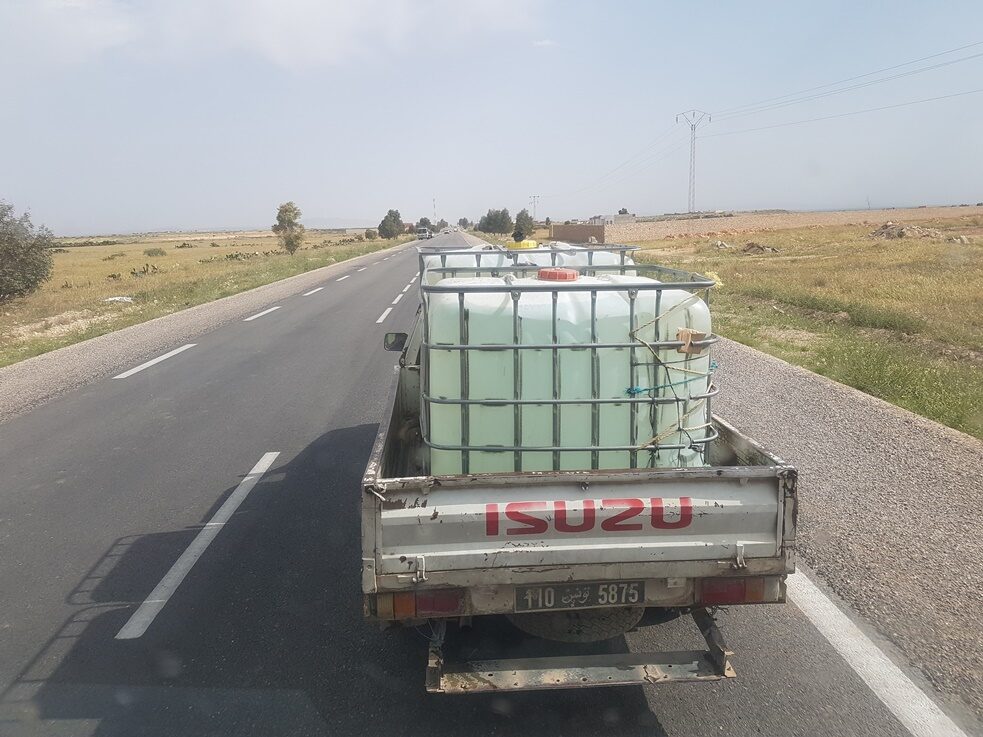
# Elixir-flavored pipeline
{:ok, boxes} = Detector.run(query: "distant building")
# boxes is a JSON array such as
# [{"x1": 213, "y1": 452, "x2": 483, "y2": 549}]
[{"x1": 588, "y1": 213, "x2": 636, "y2": 226}]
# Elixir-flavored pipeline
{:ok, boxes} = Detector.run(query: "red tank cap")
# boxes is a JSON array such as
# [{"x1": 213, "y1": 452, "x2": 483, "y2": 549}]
[{"x1": 537, "y1": 267, "x2": 579, "y2": 281}]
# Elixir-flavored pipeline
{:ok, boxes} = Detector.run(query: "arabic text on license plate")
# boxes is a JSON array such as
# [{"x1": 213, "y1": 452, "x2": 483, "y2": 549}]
[{"x1": 514, "y1": 581, "x2": 644, "y2": 612}]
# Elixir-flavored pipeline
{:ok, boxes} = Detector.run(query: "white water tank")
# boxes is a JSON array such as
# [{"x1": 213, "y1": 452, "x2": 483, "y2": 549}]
[
  {"x1": 425, "y1": 268, "x2": 712, "y2": 475},
  {"x1": 421, "y1": 244, "x2": 632, "y2": 285}
]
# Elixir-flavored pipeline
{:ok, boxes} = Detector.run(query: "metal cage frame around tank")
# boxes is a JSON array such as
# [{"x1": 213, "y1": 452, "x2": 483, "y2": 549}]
[{"x1": 416, "y1": 245, "x2": 720, "y2": 473}]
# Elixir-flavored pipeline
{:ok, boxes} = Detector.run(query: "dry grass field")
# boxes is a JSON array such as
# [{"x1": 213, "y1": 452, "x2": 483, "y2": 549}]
[
  {"x1": 0, "y1": 229, "x2": 408, "y2": 368},
  {"x1": 633, "y1": 213, "x2": 983, "y2": 439}
]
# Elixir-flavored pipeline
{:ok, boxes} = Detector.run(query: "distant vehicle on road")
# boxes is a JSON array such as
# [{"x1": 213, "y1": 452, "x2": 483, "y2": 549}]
[
  {"x1": 415, "y1": 227, "x2": 433, "y2": 239},
  {"x1": 440, "y1": 228, "x2": 452, "y2": 235}
]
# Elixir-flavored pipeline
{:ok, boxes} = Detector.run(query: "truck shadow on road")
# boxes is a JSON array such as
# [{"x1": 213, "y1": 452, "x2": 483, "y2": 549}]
[{"x1": 4, "y1": 423, "x2": 668, "y2": 736}]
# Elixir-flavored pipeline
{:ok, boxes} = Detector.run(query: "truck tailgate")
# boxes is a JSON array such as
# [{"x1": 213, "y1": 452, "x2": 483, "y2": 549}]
[{"x1": 372, "y1": 471, "x2": 788, "y2": 576}]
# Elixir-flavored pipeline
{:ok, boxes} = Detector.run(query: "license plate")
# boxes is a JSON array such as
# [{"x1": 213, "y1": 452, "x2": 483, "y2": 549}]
[{"x1": 514, "y1": 581, "x2": 645, "y2": 612}]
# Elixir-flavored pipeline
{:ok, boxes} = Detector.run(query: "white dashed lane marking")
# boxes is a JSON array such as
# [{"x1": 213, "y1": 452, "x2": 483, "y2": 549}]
[
  {"x1": 243, "y1": 306, "x2": 282, "y2": 322},
  {"x1": 113, "y1": 344, "x2": 196, "y2": 379},
  {"x1": 115, "y1": 452, "x2": 281, "y2": 640}
]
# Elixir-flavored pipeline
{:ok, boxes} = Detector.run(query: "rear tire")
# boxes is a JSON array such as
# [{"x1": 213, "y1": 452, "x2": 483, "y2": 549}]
[{"x1": 506, "y1": 606, "x2": 645, "y2": 643}]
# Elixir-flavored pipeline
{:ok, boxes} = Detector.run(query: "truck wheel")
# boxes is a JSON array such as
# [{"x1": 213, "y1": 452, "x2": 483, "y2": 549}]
[{"x1": 506, "y1": 607, "x2": 645, "y2": 643}]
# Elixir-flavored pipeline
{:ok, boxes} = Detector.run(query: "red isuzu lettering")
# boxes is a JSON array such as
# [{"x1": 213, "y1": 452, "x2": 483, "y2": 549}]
[{"x1": 484, "y1": 498, "x2": 693, "y2": 536}]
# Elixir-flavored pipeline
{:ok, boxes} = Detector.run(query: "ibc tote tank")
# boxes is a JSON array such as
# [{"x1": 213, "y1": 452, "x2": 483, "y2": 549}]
[
  {"x1": 421, "y1": 243, "x2": 632, "y2": 285},
  {"x1": 424, "y1": 267, "x2": 712, "y2": 475}
]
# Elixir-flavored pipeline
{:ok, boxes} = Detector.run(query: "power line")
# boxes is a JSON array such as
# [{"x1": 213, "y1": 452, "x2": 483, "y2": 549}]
[
  {"x1": 714, "y1": 39, "x2": 983, "y2": 116},
  {"x1": 575, "y1": 134, "x2": 689, "y2": 193},
  {"x1": 542, "y1": 39, "x2": 983, "y2": 210},
  {"x1": 714, "y1": 50, "x2": 983, "y2": 121},
  {"x1": 675, "y1": 110, "x2": 711, "y2": 212},
  {"x1": 599, "y1": 140, "x2": 690, "y2": 190},
  {"x1": 541, "y1": 125, "x2": 684, "y2": 198},
  {"x1": 702, "y1": 87, "x2": 983, "y2": 138}
]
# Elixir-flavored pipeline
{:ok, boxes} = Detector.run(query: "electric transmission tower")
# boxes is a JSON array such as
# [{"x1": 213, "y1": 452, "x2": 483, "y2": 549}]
[
  {"x1": 529, "y1": 195, "x2": 540, "y2": 220},
  {"x1": 675, "y1": 110, "x2": 711, "y2": 213}
]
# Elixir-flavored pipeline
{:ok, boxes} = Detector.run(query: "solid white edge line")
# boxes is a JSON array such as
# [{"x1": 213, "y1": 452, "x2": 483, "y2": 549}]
[
  {"x1": 391, "y1": 294, "x2": 403, "y2": 305},
  {"x1": 302, "y1": 287, "x2": 324, "y2": 296},
  {"x1": 115, "y1": 451, "x2": 281, "y2": 640},
  {"x1": 337, "y1": 275, "x2": 350, "y2": 281},
  {"x1": 375, "y1": 307, "x2": 393, "y2": 324},
  {"x1": 243, "y1": 306, "x2": 281, "y2": 322},
  {"x1": 787, "y1": 571, "x2": 968, "y2": 737},
  {"x1": 113, "y1": 344, "x2": 196, "y2": 379},
  {"x1": 401, "y1": 285, "x2": 411, "y2": 293}
]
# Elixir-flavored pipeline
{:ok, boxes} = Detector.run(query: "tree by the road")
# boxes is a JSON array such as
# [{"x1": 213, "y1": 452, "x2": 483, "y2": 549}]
[
  {"x1": 0, "y1": 201, "x2": 54, "y2": 301},
  {"x1": 618, "y1": 207, "x2": 629, "y2": 215},
  {"x1": 436, "y1": 218, "x2": 448, "y2": 231},
  {"x1": 272, "y1": 202, "x2": 305, "y2": 254},
  {"x1": 514, "y1": 208, "x2": 534, "y2": 238},
  {"x1": 457, "y1": 217, "x2": 470, "y2": 229},
  {"x1": 545, "y1": 217, "x2": 551, "y2": 227},
  {"x1": 477, "y1": 208, "x2": 513, "y2": 234},
  {"x1": 378, "y1": 209, "x2": 404, "y2": 239},
  {"x1": 416, "y1": 217, "x2": 433, "y2": 231}
]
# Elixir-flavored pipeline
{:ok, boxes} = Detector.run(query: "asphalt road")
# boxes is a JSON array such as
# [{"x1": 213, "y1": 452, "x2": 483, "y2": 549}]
[{"x1": 0, "y1": 232, "x2": 976, "y2": 737}]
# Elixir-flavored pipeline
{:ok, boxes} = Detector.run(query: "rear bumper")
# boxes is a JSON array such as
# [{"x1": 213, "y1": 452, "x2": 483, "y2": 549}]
[
  {"x1": 365, "y1": 573, "x2": 787, "y2": 621},
  {"x1": 364, "y1": 554, "x2": 791, "y2": 592}
]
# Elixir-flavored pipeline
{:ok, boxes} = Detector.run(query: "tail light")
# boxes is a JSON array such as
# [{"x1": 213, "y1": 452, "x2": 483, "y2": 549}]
[
  {"x1": 372, "y1": 589, "x2": 466, "y2": 620},
  {"x1": 415, "y1": 590, "x2": 465, "y2": 617},
  {"x1": 393, "y1": 592, "x2": 416, "y2": 619},
  {"x1": 698, "y1": 577, "x2": 766, "y2": 605}
]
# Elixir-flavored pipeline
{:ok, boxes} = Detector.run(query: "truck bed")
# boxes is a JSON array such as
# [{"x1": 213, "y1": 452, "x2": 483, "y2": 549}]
[{"x1": 362, "y1": 366, "x2": 796, "y2": 603}]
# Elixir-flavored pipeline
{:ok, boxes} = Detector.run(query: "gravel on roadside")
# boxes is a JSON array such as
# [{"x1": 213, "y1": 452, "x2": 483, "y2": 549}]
[
  {"x1": 0, "y1": 242, "x2": 412, "y2": 424},
  {"x1": 714, "y1": 338, "x2": 983, "y2": 719}
]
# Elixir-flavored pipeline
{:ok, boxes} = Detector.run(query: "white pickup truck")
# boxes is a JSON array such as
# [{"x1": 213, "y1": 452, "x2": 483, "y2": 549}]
[{"x1": 362, "y1": 247, "x2": 797, "y2": 694}]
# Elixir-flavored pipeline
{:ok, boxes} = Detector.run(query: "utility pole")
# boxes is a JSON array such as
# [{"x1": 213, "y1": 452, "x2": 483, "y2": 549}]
[
  {"x1": 675, "y1": 110, "x2": 711, "y2": 213},
  {"x1": 529, "y1": 195, "x2": 540, "y2": 220},
  {"x1": 433, "y1": 197, "x2": 437, "y2": 223}
]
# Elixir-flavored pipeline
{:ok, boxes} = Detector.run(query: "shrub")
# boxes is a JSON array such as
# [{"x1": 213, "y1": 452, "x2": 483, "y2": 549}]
[
  {"x1": 144, "y1": 247, "x2": 167, "y2": 257},
  {"x1": 364, "y1": 229, "x2": 378, "y2": 240},
  {"x1": 272, "y1": 201, "x2": 305, "y2": 254},
  {"x1": 0, "y1": 202, "x2": 54, "y2": 301},
  {"x1": 378, "y1": 209, "x2": 404, "y2": 239},
  {"x1": 476, "y1": 208, "x2": 513, "y2": 234},
  {"x1": 175, "y1": 241, "x2": 195, "y2": 248}
]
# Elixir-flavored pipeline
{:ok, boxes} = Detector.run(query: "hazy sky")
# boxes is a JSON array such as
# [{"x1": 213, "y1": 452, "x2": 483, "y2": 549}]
[{"x1": 2, "y1": 0, "x2": 982, "y2": 235}]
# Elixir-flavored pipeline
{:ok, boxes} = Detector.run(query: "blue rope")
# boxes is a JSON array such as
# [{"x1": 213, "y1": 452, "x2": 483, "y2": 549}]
[{"x1": 626, "y1": 360, "x2": 718, "y2": 396}]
